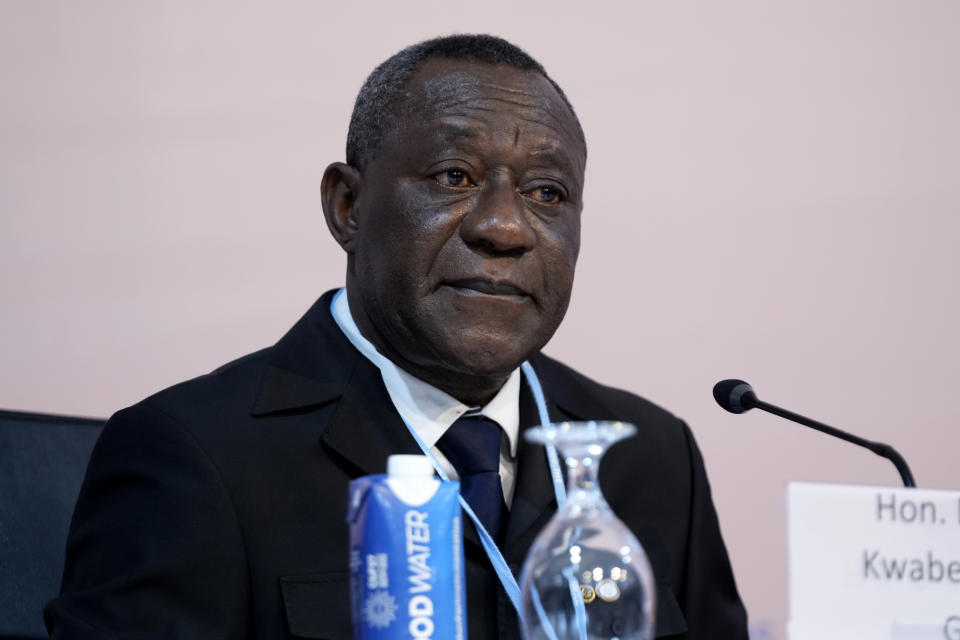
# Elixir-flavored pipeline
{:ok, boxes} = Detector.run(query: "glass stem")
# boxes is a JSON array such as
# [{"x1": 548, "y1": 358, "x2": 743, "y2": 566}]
[{"x1": 564, "y1": 447, "x2": 608, "y2": 512}]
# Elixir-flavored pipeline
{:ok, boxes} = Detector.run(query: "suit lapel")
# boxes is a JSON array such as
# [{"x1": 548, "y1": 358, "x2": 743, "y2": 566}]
[
  {"x1": 503, "y1": 369, "x2": 572, "y2": 561},
  {"x1": 319, "y1": 360, "x2": 423, "y2": 477},
  {"x1": 250, "y1": 366, "x2": 344, "y2": 416},
  {"x1": 249, "y1": 291, "x2": 422, "y2": 477}
]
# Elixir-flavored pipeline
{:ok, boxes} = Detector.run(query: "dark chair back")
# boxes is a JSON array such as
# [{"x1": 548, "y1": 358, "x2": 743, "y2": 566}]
[{"x1": 0, "y1": 409, "x2": 104, "y2": 639}]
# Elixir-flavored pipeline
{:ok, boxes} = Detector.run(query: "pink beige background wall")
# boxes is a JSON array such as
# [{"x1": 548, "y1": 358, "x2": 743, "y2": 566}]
[{"x1": 2, "y1": 2, "x2": 958, "y2": 637}]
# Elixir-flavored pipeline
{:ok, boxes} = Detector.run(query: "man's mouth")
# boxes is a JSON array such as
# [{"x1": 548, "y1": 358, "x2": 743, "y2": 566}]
[{"x1": 443, "y1": 278, "x2": 530, "y2": 300}]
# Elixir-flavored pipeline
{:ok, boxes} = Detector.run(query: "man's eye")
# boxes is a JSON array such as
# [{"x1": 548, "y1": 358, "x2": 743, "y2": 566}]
[
  {"x1": 528, "y1": 186, "x2": 562, "y2": 204},
  {"x1": 436, "y1": 169, "x2": 471, "y2": 188}
]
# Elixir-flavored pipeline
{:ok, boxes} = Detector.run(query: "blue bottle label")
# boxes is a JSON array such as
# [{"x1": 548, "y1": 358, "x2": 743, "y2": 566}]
[{"x1": 348, "y1": 474, "x2": 466, "y2": 639}]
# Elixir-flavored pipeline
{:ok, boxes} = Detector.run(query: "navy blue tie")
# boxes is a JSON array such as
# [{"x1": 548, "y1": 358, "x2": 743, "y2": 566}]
[{"x1": 436, "y1": 415, "x2": 507, "y2": 544}]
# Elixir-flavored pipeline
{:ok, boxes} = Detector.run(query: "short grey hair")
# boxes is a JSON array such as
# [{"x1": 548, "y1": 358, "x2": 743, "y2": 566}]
[{"x1": 345, "y1": 34, "x2": 585, "y2": 170}]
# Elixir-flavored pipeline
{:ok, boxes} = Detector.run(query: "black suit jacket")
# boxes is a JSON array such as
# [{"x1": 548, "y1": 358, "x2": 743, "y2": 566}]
[{"x1": 45, "y1": 291, "x2": 747, "y2": 639}]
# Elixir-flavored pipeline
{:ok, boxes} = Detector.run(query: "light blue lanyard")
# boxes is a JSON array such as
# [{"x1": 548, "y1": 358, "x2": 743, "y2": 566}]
[
  {"x1": 520, "y1": 361, "x2": 567, "y2": 509},
  {"x1": 332, "y1": 290, "x2": 567, "y2": 614}
]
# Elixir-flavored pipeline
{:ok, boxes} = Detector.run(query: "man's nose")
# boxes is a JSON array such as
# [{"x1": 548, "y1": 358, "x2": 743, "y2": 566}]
[{"x1": 459, "y1": 177, "x2": 537, "y2": 255}]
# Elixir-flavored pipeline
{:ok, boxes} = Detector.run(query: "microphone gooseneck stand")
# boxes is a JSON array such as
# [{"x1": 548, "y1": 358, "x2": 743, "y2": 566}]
[{"x1": 713, "y1": 378, "x2": 916, "y2": 488}]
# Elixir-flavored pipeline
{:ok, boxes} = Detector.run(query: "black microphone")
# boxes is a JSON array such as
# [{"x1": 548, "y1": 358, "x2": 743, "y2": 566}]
[{"x1": 713, "y1": 378, "x2": 916, "y2": 488}]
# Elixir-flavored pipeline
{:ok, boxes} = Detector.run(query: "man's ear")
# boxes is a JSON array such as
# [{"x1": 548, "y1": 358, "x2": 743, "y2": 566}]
[{"x1": 321, "y1": 162, "x2": 363, "y2": 253}]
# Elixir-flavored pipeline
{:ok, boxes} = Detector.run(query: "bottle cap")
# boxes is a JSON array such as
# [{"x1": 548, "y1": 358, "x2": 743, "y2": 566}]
[{"x1": 387, "y1": 454, "x2": 435, "y2": 477}]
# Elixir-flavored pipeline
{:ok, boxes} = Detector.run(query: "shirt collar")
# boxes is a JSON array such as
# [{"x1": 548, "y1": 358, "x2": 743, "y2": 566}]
[{"x1": 330, "y1": 288, "x2": 520, "y2": 456}]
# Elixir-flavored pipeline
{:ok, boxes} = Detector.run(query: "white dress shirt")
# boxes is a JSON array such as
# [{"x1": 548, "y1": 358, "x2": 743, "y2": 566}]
[{"x1": 331, "y1": 289, "x2": 521, "y2": 506}]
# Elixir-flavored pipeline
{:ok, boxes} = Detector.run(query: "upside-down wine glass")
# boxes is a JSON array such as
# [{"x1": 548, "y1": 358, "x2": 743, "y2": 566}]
[{"x1": 519, "y1": 421, "x2": 655, "y2": 640}]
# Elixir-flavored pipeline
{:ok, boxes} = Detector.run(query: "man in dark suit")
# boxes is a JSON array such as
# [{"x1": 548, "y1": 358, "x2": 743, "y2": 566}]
[{"x1": 46, "y1": 35, "x2": 747, "y2": 639}]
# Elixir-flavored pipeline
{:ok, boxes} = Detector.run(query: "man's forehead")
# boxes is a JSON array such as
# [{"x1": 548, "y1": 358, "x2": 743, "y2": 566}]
[
  {"x1": 405, "y1": 58, "x2": 568, "y2": 117},
  {"x1": 396, "y1": 58, "x2": 585, "y2": 160},
  {"x1": 425, "y1": 116, "x2": 579, "y2": 168}
]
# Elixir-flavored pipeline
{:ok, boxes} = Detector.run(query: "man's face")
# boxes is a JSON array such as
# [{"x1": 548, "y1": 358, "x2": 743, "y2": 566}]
[{"x1": 347, "y1": 58, "x2": 585, "y2": 388}]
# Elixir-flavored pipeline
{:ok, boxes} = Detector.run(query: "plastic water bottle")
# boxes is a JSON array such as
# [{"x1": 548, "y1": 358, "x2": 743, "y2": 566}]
[{"x1": 348, "y1": 455, "x2": 467, "y2": 639}]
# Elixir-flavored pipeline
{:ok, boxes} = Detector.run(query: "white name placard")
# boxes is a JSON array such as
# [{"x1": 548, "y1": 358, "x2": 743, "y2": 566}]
[{"x1": 787, "y1": 482, "x2": 960, "y2": 640}]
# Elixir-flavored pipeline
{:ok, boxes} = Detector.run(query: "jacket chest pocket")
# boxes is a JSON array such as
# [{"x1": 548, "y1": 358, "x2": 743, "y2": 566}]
[{"x1": 280, "y1": 571, "x2": 352, "y2": 639}]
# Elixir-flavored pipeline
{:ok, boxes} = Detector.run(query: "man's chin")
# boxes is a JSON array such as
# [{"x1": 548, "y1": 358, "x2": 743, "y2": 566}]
[{"x1": 431, "y1": 337, "x2": 536, "y2": 380}]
